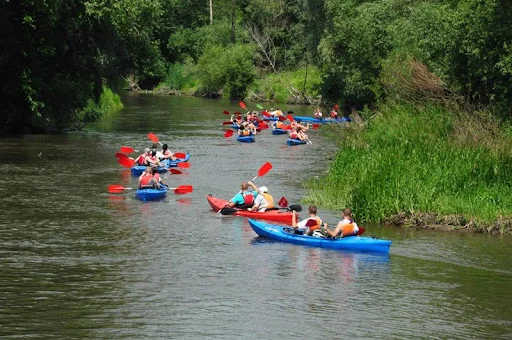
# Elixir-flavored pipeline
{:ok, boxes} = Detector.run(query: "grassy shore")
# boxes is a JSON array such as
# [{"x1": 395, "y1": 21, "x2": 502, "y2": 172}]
[{"x1": 304, "y1": 104, "x2": 512, "y2": 235}]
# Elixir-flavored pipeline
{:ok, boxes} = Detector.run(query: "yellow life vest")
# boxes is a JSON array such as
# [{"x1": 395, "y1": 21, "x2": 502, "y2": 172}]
[{"x1": 261, "y1": 193, "x2": 274, "y2": 208}]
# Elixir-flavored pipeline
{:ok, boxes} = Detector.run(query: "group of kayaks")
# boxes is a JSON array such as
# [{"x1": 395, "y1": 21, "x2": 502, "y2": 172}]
[{"x1": 207, "y1": 195, "x2": 392, "y2": 253}]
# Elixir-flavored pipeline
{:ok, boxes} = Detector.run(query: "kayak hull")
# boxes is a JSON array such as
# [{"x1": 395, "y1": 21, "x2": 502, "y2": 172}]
[
  {"x1": 237, "y1": 135, "x2": 255, "y2": 143},
  {"x1": 207, "y1": 195, "x2": 295, "y2": 224},
  {"x1": 272, "y1": 129, "x2": 288, "y2": 135},
  {"x1": 135, "y1": 187, "x2": 168, "y2": 201},
  {"x1": 286, "y1": 138, "x2": 307, "y2": 146},
  {"x1": 248, "y1": 219, "x2": 391, "y2": 253},
  {"x1": 131, "y1": 153, "x2": 191, "y2": 176},
  {"x1": 293, "y1": 116, "x2": 351, "y2": 124}
]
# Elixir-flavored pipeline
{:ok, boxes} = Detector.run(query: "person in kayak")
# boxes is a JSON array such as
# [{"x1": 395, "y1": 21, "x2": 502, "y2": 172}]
[
  {"x1": 134, "y1": 148, "x2": 151, "y2": 165},
  {"x1": 151, "y1": 167, "x2": 166, "y2": 189},
  {"x1": 330, "y1": 107, "x2": 339, "y2": 119},
  {"x1": 314, "y1": 107, "x2": 323, "y2": 118},
  {"x1": 324, "y1": 208, "x2": 360, "y2": 238},
  {"x1": 226, "y1": 181, "x2": 258, "y2": 209},
  {"x1": 145, "y1": 150, "x2": 163, "y2": 167},
  {"x1": 138, "y1": 166, "x2": 156, "y2": 188},
  {"x1": 247, "y1": 184, "x2": 275, "y2": 212},
  {"x1": 160, "y1": 144, "x2": 177, "y2": 161},
  {"x1": 292, "y1": 205, "x2": 323, "y2": 236}
]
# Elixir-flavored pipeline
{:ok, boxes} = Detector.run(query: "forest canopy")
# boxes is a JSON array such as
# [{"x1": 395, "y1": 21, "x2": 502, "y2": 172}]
[{"x1": 1, "y1": 0, "x2": 510, "y2": 133}]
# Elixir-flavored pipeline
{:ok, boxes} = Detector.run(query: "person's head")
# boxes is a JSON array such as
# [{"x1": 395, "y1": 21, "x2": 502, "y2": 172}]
[
  {"x1": 259, "y1": 186, "x2": 268, "y2": 194},
  {"x1": 151, "y1": 150, "x2": 156, "y2": 157},
  {"x1": 343, "y1": 208, "x2": 352, "y2": 218},
  {"x1": 151, "y1": 166, "x2": 158, "y2": 175},
  {"x1": 308, "y1": 205, "x2": 317, "y2": 215},
  {"x1": 145, "y1": 166, "x2": 152, "y2": 174},
  {"x1": 162, "y1": 144, "x2": 168, "y2": 150},
  {"x1": 241, "y1": 181, "x2": 249, "y2": 191}
]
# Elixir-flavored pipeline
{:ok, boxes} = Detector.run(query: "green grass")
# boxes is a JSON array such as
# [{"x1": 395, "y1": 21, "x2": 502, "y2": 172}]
[{"x1": 304, "y1": 104, "x2": 512, "y2": 232}]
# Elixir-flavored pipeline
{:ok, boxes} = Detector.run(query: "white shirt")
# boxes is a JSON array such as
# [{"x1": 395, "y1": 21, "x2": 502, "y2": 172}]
[
  {"x1": 252, "y1": 194, "x2": 269, "y2": 212},
  {"x1": 297, "y1": 216, "x2": 322, "y2": 231}
]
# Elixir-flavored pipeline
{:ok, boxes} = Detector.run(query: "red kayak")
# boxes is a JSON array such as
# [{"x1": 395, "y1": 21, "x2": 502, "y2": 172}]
[{"x1": 207, "y1": 195, "x2": 296, "y2": 224}]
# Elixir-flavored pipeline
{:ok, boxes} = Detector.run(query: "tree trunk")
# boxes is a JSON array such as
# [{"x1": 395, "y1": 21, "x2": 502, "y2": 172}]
[{"x1": 210, "y1": 0, "x2": 213, "y2": 25}]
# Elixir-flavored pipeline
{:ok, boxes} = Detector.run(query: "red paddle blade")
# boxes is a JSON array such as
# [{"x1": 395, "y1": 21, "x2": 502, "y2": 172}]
[
  {"x1": 120, "y1": 146, "x2": 135, "y2": 154},
  {"x1": 147, "y1": 132, "x2": 159, "y2": 143},
  {"x1": 287, "y1": 114, "x2": 295, "y2": 122},
  {"x1": 357, "y1": 227, "x2": 365, "y2": 236},
  {"x1": 118, "y1": 158, "x2": 135, "y2": 168},
  {"x1": 279, "y1": 116, "x2": 287, "y2": 121},
  {"x1": 108, "y1": 184, "x2": 125, "y2": 193},
  {"x1": 223, "y1": 121, "x2": 233, "y2": 125},
  {"x1": 312, "y1": 124, "x2": 320, "y2": 130},
  {"x1": 235, "y1": 111, "x2": 241, "y2": 115},
  {"x1": 223, "y1": 110, "x2": 230, "y2": 115},
  {"x1": 174, "y1": 152, "x2": 187, "y2": 159},
  {"x1": 169, "y1": 169, "x2": 182, "y2": 174},
  {"x1": 173, "y1": 185, "x2": 193, "y2": 194},
  {"x1": 259, "y1": 122, "x2": 269, "y2": 129},
  {"x1": 262, "y1": 111, "x2": 270, "y2": 118},
  {"x1": 334, "y1": 104, "x2": 339, "y2": 110},
  {"x1": 258, "y1": 162, "x2": 273, "y2": 177},
  {"x1": 177, "y1": 162, "x2": 190, "y2": 169},
  {"x1": 278, "y1": 197, "x2": 288, "y2": 208},
  {"x1": 239, "y1": 101, "x2": 247, "y2": 110},
  {"x1": 282, "y1": 125, "x2": 292, "y2": 130},
  {"x1": 115, "y1": 152, "x2": 128, "y2": 159},
  {"x1": 224, "y1": 130, "x2": 234, "y2": 138}
]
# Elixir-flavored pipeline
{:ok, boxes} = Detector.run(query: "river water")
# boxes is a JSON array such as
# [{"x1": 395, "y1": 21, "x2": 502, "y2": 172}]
[{"x1": 0, "y1": 93, "x2": 510, "y2": 339}]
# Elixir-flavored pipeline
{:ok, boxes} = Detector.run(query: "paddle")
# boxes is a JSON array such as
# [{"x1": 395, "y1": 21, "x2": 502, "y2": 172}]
[
  {"x1": 223, "y1": 121, "x2": 234, "y2": 125},
  {"x1": 252, "y1": 162, "x2": 272, "y2": 181},
  {"x1": 177, "y1": 162, "x2": 190, "y2": 169},
  {"x1": 312, "y1": 124, "x2": 320, "y2": 130},
  {"x1": 223, "y1": 110, "x2": 230, "y2": 115},
  {"x1": 239, "y1": 101, "x2": 248, "y2": 111},
  {"x1": 219, "y1": 204, "x2": 302, "y2": 215},
  {"x1": 120, "y1": 146, "x2": 138, "y2": 154},
  {"x1": 224, "y1": 130, "x2": 234, "y2": 138},
  {"x1": 256, "y1": 104, "x2": 264, "y2": 110},
  {"x1": 169, "y1": 168, "x2": 183, "y2": 174},
  {"x1": 277, "y1": 196, "x2": 302, "y2": 212},
  {"x1": 108, "y1": 184, "x2": 193, "y2": 194},
  {"x1": 148, "y1": 132, "x2": 163, "y2": 146},
  {"x1": 174, "y1": 152, "x2": 187, "y2": 159},
  {"x1": 287, "y1": 114, "x2": 295, "y2": 122},
  {"x1": 118, "y1": 157, "x2": 136, "y2": 168},
  {"x1": 334, "y1": 104, "x2": 339, "y2": 110},
  {"x1": 115, "y1": 152, "x2": 129, "y2": 159}
]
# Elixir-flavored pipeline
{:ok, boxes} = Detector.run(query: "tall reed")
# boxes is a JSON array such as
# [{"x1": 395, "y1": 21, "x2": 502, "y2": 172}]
[{"x1": 304, "y1": 104, "x2": 512, "y2": 231}]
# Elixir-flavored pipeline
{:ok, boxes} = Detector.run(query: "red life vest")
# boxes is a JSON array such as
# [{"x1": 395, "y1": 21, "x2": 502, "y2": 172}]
[
  {"x1": 136, "y1": 154, "x2": 146, "y2": 165},
  {"x1": 290, "y1": 132, "x2": 298, "y2": 139},
  {"x1": 243, "y1": 192, "x2": 254, "y2": 205},
  {"x1": 140, "y1": 173, "x2": 153, "y2": 186}
]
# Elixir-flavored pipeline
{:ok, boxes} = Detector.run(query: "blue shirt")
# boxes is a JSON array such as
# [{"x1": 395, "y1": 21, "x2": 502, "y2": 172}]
[{"x1": 230, "y1": 190, "x2": 258, "y2": 205}]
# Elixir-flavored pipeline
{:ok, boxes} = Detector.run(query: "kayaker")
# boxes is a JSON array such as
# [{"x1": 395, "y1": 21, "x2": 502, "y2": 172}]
[
  {"x1": 226, "y1": 181, "x2": 258, "y2": 209},
  {"x1": 138, "y1": 166, "x2": 155, "y2": 188},
  {"x1": 238, "y1": 125, "x2": 253, "y2": 136},
  {"x1": 134, "y1": 148, "x2": 151, "y2": 165},
  {"x1": 330, "y1": 107, "x2": 339, "y2": 119},
  {"x1": 151, "y1": 167, "x2": 165, "y2": 189},
  {"x1": 324, "y1": 208, "x2": 360, "y2": 238},
  {"x1": 292, "y1": 205, "x2": 323, "y2": 236},
  {"x1": 314, "y1": 107, "x2": 323, "y2": 118},
  {"x1": 160, "y1": 144, "x2": 177, "y2": 161},
  {"x1": 145, "y1": 150, "x2": 163, "y2": 167},
  {"x1": 247, "y1": 184, "x2": 275, "y2": 212}
]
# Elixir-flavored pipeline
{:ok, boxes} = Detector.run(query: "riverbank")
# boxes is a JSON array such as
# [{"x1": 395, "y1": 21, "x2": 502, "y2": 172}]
[{"x1": 304, "y1": 104, "x2": 512, "y2": 235}]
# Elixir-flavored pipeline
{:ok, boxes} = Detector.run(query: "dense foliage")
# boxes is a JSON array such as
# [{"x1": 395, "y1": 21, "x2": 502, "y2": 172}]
[{"x1": 1, "y1": 0, "x2": 511, "y2": 133}]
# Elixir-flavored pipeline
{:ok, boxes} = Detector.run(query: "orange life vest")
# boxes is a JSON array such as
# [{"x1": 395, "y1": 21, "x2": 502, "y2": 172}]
[{"x1": 261, "y1": 193, "x2": 274, "y2": 208}]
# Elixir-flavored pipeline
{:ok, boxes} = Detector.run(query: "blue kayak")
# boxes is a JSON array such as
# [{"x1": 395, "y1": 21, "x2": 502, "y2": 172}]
[
  {"x1": 135, "y1": 186, "x2": 168, "y2": 201},
  {"x1": 131, "y1": 153, "x2": 191, "y2": 176},
  {"x1": 272, "y1": 128, "x2": 288, "y2": 135},
  {"x1": 286, "y1": 138, "x2": 307, "y2": 146},
  {"x1": 237, "y1": 135, "x2": 255, "y2": 143},
  {"x1": 293, "y1": 116, "x2": 351, "y2": 124},
  {"x1": 248, "y1": 219, "x2": 391, "y2": 253}
]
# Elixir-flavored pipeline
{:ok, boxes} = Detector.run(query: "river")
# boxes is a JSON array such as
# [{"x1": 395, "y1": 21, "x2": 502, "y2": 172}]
[{"x1": 0, "y1": 93, "x2": 510, "y2": 339}]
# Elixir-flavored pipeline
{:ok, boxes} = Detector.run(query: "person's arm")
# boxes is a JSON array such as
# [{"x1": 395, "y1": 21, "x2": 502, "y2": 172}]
[{"x1": 247, "y1": 181, "x2": 258, "y2": 192}]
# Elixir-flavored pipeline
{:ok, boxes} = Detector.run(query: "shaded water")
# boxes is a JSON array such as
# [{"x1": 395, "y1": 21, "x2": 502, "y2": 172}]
[{"x1": 0, "y1": 93, "x2": 510, "y2": 339}]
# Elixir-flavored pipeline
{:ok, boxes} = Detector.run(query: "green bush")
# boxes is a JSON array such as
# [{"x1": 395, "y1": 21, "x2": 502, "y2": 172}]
[
  {"x1": 304, "y1": 104, "x2": 512, "y2": 227},
  {"x1": 195, "y1": 43, "x2": 256, "y2": 99},
  {"x1": 82, "y1": 86, "x2": 123, "y2": 122}
]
